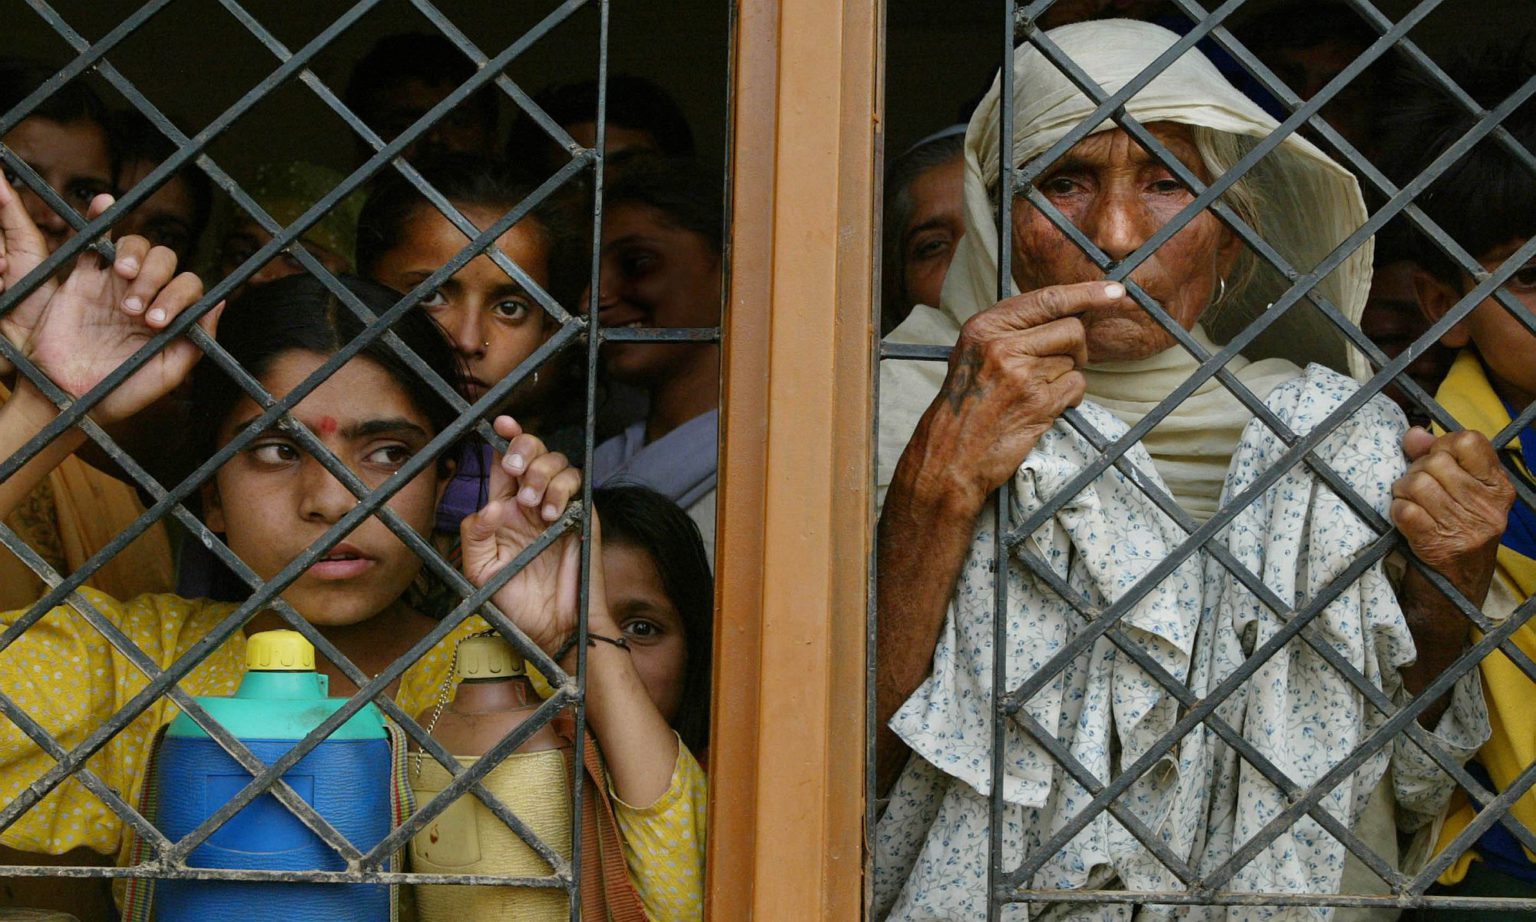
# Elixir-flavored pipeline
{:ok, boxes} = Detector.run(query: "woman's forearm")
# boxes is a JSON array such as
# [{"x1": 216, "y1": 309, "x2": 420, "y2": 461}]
[
  {"x1": 571, "y1": 614, "x2": 680, "y2": 809},
  {"x1": 0, "y1": 381, "x2": 84, "y2": 520},
  {"x1": 874, "y1": 415, "x2": 988, "y2": 797},
  {"x1": 1398, "y1": 565, "x2": 1477, "y2": 728}
]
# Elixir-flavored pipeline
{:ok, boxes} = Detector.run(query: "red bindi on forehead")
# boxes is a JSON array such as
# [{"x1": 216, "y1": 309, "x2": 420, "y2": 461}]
[{"x1": 313, "y1": 415, "x2": 338, "y2": 436}]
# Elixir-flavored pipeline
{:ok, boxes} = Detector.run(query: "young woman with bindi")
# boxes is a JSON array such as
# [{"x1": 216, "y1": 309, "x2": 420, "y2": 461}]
[
  {"x1": 591, "y1": 156, "x2": 724, "y2": 565},
  {"x1": 0, "y1": 182, "x2": 705, "y2": 916}
]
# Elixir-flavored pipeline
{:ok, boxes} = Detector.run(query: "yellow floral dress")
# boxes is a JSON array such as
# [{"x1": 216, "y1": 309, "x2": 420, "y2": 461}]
[{"x1": 0, "y1": 590, "x2": 705, "y2": 919}]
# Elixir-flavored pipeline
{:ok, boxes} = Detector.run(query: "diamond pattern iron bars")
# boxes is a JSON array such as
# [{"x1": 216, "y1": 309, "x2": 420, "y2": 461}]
[
  {"x1": 0, "y1": 0, "x2": 642, "y2": 912},
  {"x1": 874, "y1": 0, "x2": 1536, "y2": 916}
]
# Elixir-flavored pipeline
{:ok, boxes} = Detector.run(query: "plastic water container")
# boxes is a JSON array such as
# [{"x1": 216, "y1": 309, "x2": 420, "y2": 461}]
[
  {"x1": 409, "y1": 634, "x2": 571, "y2": 921},
  {"x1": 153, "y1": 630, "x2": 391, "y2": 921}
]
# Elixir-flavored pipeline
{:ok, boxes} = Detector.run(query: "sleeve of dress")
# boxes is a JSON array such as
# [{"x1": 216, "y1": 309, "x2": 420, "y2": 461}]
[
  {"x1": 610, "y1": 737, "x2": 707, "y2": 922},
  {"x1": 1392, "y1": 662, "x2": 1490, "y2": 829},
  {"x1": 0, "y1": 588, "x2": 138, "y2": 855},
  {"x1": 1388, "y1": 556, "x2": 1496, "y2": 831}
]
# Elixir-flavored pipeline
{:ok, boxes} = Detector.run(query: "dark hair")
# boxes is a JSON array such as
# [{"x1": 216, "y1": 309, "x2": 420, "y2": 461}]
[
  {"x1": 0, "y1": 57, "x2": 114, "y2": 173},
  {"x1": 592, "y1": 485, "x2": 713, "y2": 754},
  {"x1": 1234, "y1": 1, "x2": 1378, "y2": 59},
  {"x1": 1383, "y1": 39, "x2": 1536, "y2": 288},
  {"x1": 507, "y1": 74, "x2": 694, "y2": 167},
  {"x1": 107, "y1": 110, "x2": 215, "y2": 253},
  {"x1": 604, "y1": 155, "x2": 723, "y2": 256},
  {"x1": 0, "y1": 57, "x2": 109, "y2": 127},
  {"x1": 191, "y1": 274, "x2": 464, "y2": 468},
  {"x1": 344, "y1": 33, "x2": 497, "y2": 136},
  {"x1": 355, "y1": 153, "x2": 587, "y2": 310},
  {"x1": 882, "y1": 131, "x2": 965, "y2": 334}
]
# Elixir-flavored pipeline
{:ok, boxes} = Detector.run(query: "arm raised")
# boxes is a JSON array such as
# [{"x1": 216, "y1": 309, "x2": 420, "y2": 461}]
[
  {"x1": 0, "y1": 183, "x2": 218, "y2": 519},
  {"x1": 875, "y1": 280, "x2": 1120, "y2": 794}
]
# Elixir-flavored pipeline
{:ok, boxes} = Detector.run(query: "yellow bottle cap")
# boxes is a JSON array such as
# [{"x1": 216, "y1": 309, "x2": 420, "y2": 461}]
[
  {"x1": 456, "y1": 635, "x2": 525, "y2": 681},
  {"x1": 245, "y1": 630, "x2": 316, "y2": 671}
]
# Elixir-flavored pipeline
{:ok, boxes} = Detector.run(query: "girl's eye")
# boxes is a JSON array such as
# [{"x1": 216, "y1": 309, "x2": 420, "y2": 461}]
[
  {"x1": 250, "y1": 441, "x2": 299, "y2": 464},
  {"x1": 365, "y1": 444, "x2": 413, "y2": 468},
  {"x1": 68, "y1": 180, "x2": 113, "y2": 211},
  {"x1": 221, "y1": 243, "x2": 255, "y2": 271},
  {"x1": 1507, "y1": 264, "x2": 1536, "y2": 291},
  {"x1": 620, "y1": 251, "x2": 658, "y2": 279},
  {"x1": 419, "y1": 289, "x2": 448, "y2": 309},
  {"x1": 621, "y1": 618, "x2": 664, "y2": 641},
  {"x1": 491, "y1": 297, "x2": 533, "y2": 321}
]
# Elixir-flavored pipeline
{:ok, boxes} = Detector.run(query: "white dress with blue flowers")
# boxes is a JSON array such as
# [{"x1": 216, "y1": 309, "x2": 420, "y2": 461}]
[{"x1": 874, "y1": 365, "x2": 1488, "y2": 922}]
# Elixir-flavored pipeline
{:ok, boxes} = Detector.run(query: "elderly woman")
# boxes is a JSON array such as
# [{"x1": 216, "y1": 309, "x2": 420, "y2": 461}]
[{"x1": 874, "y1": 21, "x2": 1510, "y2": 921}]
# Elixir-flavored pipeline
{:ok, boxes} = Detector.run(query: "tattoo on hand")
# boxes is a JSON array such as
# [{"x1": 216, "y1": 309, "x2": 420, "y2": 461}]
[{"x1": 946, "y1": 345, "x2": 988, "y2": 413}]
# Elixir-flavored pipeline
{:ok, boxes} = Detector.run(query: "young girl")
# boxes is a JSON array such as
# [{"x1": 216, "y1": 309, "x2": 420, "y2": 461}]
[
  {"x1": 591, "y1": 156, "x2": 723, "y2": 565},
  {"x1": 357, "y1": 155, "x2": 586, "y2": 619},
  {"x1": 357, "y1": 153, "x2": 584, "y2": 448},
  {"x1": 593, "y1": 484, "x2": 714, "y2": 762},
  {"x1": 0, "y1": 179, "x2": 704, "y2": 920}
]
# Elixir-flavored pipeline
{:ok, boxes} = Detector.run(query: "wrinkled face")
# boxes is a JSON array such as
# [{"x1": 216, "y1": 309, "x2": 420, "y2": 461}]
[
  {"x1": 1011, "y1": 122, "x2": 1239, "y2": 364},
  {"x1": 219, "y1": 219, "x2": 351, "y2": 300},
  {"x1": 603, "y1": 541, "x2": 688, "y2": 723},
  {"x1": 596, "y1": 203, "x2": 722, "y2": 385},
  {"x1": 901, "y1": 156, "x2": 965, "y2": 312},
  {"x1": 370, "y1": 204, "x2": 553, "y2": 411},
  {"x1": 2, "y1": 116, "x2": 114, "y2": 256},
  {"x1": 115, "y1": 158, "x2": 200, "y2": 265},
  {"x1": 204, "y1": 351, "x2": 445, "y2": 627}
]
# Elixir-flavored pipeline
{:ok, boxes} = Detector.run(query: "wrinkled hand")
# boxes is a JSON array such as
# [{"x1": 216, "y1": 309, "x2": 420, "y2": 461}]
[
  {"x1": 460, "y1": 417, "x2": 585, "y2": 656},
  {"x1": 1392, "y1": 426, "x2": 1515, "y2": 606},
  {"x1": 915, "y1": 281, "x2": 1125, "y2": 509},
  {"x1": 0, "y1": 170, "x2": 64, "y2": 373},
  {"x1": 20, "y1": 193, "x2": 219, "y2": 425}
]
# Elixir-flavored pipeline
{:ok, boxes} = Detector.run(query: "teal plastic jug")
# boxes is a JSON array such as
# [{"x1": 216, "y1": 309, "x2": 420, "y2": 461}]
[{"x1": 153, "y1": 630, "x2": 391, "y2": 921}]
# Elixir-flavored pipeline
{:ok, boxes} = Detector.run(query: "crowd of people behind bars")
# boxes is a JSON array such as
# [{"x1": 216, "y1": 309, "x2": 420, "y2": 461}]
[
  {"x1": 0, "y1": 30, "x2": 717, "y2": 922},
  {"x1": 0, "y1": 2, "x2": 1534, "y2": 920}
]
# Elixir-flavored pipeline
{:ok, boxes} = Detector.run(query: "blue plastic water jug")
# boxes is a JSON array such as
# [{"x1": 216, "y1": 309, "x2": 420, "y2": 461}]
[{"x1": 153, "y1": 630, "x2": 391, "y2": 921}]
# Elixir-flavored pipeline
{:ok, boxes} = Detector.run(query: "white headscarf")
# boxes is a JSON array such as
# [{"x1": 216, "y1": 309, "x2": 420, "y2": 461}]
[{"x1": 880, "y1": 19, "x2": 1374, "y2": 519}]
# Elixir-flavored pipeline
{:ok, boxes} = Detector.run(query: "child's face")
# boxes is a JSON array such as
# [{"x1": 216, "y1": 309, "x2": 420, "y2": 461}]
[
  {"x1": 204, "y1": 350, "x2": 445, "y2": 627},
  {"x1": 1421, "y1": 239, "x2": 1536, "y2": 410},
  {"x1": 2, "y1": 116, "x2": 113, "y2": 257},
  {"x1": 370, "y1": 205, "x2": 553, "y2": 411},
  {"x1": 602, "y1": 541, "x2": 689, "y2": 723}
]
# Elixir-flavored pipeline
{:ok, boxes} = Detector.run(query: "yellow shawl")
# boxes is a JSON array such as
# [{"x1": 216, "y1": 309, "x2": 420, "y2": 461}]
[{"x1": 0, "y1": 384, "x2": 173, "y2": 609}]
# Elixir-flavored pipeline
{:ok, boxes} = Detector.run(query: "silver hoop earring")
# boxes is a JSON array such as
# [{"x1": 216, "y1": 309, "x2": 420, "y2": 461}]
[
  {"x1": 1213, "y1": 276, "x2": 1228, "y2": 306},
  {"x1": 533, "y1": 370, "x2": 540, "y2": 385}
]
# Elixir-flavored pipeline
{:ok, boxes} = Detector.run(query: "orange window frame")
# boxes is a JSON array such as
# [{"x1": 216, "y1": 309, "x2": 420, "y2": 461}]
[{"x1": 706, "y1": 0, "x2": 883, "y2": 917}]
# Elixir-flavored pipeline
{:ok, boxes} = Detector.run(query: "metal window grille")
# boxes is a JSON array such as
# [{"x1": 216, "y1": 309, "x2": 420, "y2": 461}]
[
  {"x1": 0, "y1": 0, "x2": 722, "y2": 915},
  {"x1": 876, "y1": 0, "x2": 1536, "y2": 917}
]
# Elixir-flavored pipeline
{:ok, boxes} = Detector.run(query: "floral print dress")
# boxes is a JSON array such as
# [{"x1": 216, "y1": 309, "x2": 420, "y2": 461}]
[{"x1": 874, "y1": 366, "x2": 1489, "y2": 922}]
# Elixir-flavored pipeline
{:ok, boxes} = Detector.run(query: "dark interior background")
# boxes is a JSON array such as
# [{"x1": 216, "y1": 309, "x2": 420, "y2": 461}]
[
  {"x1": 4, "y1": 0, "x2": 731, "y2": 174},
  {"x1": 884, "y1": 0, "x2": 1535, "y2": 155},
  {"x1": 3, "y1": 0, "x2": 1531, "y2": 259}
]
